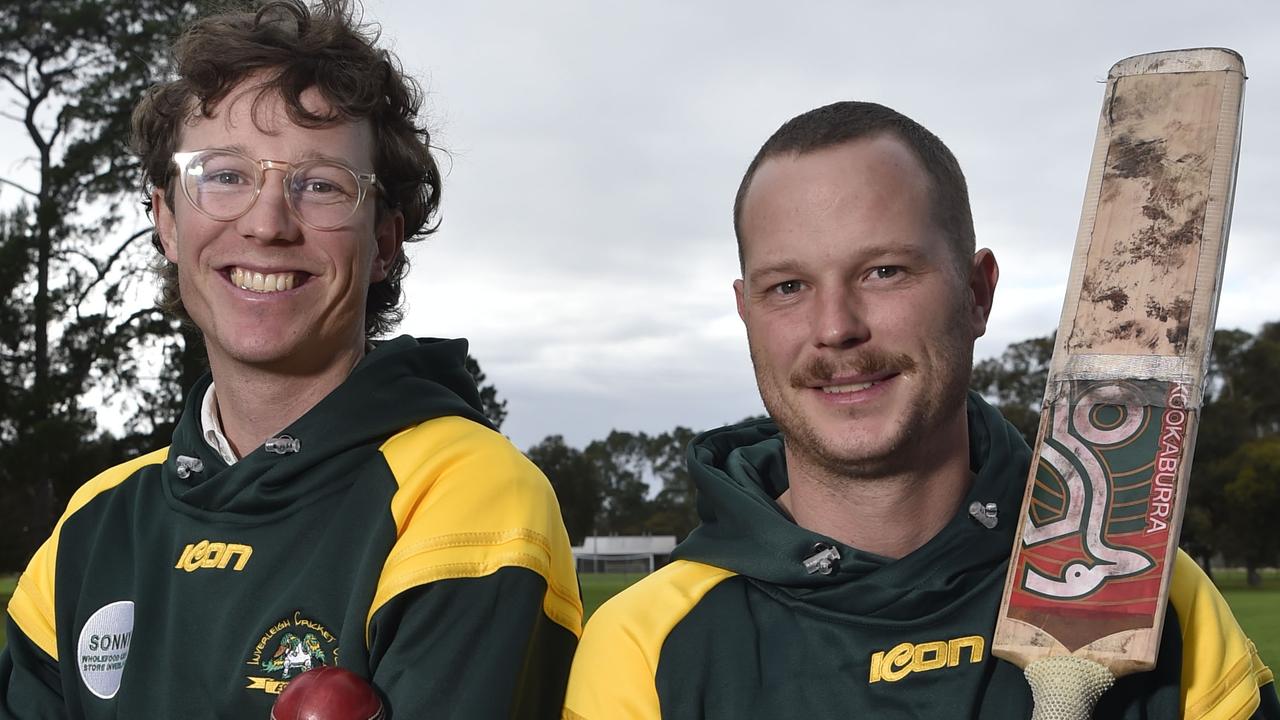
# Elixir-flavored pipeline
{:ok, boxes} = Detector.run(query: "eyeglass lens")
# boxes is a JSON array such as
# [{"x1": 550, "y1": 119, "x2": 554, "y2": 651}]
[{"x1": 182, "y1": 151, "x2": 363, "y2": 229}]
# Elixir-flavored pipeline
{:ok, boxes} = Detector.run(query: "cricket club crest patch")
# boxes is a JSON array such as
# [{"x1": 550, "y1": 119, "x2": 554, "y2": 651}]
[{"x1": 245, "y1": 611, "x2": 340, "y2": 695}]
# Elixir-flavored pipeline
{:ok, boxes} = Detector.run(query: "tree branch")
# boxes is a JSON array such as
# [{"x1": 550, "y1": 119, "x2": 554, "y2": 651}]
[
  {"x1": 72, "y1": 226, "x2": 154, "y2": 309},
  {"x1": 106, "y1": 306, "x2": 166, "y2": 345},
  {"x1": 0, "y1": 71, "x2": 32, "y2": 101},
  {"x1": 0, "y1": 176, "x2": 38, "y2": 198}
]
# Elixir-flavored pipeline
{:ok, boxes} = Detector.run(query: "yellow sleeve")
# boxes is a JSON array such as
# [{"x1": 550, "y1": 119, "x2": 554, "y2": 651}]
[
  {"x1": 7, "y1": 448, "x2": 169, "y2": 661},
  {"x1": 371, "y1": 415, "x2": 582, "y2": 640},
  {"x1": 563, "y1": 561, "x2": 736, "y2": 720},
  {"x1": 1172, "y1": 550, "x2": 1273, "y2": 720}
]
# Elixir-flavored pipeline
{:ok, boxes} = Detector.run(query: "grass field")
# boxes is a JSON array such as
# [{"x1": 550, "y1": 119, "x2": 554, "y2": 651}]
[
  {"x1": 581, "y1": 572, "x2": 647, "y2": 619},
  {"x1": 1215, "y1": 568, "x2": 1280, "y2": 669}
]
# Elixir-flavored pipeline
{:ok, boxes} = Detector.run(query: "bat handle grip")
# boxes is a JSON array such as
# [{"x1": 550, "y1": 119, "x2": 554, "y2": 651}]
[{"x1": 1025, "y1": 656, "x2": 1116, "y2": 720}]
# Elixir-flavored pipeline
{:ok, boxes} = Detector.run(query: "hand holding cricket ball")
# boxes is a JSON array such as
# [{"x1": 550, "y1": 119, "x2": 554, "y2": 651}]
[{"x1": 991, "y1": 48, "x2": 1246, "y2": 719}]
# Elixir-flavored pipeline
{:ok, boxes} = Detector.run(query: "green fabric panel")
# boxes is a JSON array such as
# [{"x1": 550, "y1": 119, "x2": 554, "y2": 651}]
[
  {"x1": 653, "y1": 574, "x2": 1184, "y2": 718},
  {"x1": 0, "y1": 616, "x2": 65, "y2": 719},
  {"x1": 40, "y1": 457, "x2": 400, "y2": 718},
  {"x1": 367, "y1": 567, "x2": 577, "y2": 720},
  {"x1": 1255, "y1": 680, "x2": 1280, "y2": 719}
]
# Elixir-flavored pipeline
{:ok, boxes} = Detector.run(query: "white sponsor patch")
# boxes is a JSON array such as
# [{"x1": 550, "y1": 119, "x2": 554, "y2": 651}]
[{"x1": 77, "y1": 600, "x2": 135, "y2": 699}]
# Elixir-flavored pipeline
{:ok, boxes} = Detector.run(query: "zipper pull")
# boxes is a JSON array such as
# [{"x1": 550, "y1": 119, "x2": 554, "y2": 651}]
[
  {"x1": 265, "y1": 435, "x2": 301, "y2": 455},
  {"x1": 175, "y1": 455, "x2": 204, "y2": 479},
  {"x1": 969, "y1": 501, "x2": 999, "y2": 529},
  {"x1": 803, "y1": 543, "x2": 842, "y2": 575}
]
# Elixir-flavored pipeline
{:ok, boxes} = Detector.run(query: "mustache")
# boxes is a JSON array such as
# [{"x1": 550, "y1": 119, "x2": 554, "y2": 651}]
[{"x1": 790, "y1": 350, "x2": 917, "y2": 388}]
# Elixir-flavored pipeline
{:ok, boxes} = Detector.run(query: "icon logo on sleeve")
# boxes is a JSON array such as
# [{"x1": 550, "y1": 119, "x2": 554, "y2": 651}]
[{"x1": 77, "y1": 600, "x2": 135, "y2": 699}]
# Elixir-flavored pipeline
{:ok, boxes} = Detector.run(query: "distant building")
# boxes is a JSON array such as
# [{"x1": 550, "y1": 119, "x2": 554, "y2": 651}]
[{"x1": 573, "y1": 535, "x2": 677, "y2": 574}]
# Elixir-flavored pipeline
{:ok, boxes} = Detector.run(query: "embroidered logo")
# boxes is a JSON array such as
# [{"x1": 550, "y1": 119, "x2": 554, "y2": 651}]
[
  {"x1": 868, "y1": 635, "x2": 984, "y2": 683},
  {"x1": 244, "y1": 611, "x2": 339, "y2": 695},
  {"x1": 77, "y1": 600, "x2": 135, "y2": 699},
  {"x1": 175, "y1": 540, "x2": 253, "y2": 572}
]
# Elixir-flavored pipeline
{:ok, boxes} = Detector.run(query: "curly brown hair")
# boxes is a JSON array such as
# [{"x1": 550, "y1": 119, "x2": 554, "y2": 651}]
[{"x1": 132, "y1": 0, "x2": 440, "y2": 338}]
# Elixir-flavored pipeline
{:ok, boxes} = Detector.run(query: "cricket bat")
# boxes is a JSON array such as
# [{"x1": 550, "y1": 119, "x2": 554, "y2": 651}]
[{"x1": 991, "y1": 48, "x2": 1246, "y2": 720}]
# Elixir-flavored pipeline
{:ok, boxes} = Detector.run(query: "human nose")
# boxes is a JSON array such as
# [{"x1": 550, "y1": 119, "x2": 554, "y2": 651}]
[
  {"x1": 234, "y1": 168, "x2": 300, "y2": 243},
  {"x1": 812, "y1": 286, "x2": 869, "y2": 349}
]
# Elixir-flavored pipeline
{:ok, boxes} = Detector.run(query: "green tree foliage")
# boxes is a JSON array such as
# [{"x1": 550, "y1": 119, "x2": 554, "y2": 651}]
[
  {"x1": 464, "y1": 356, "x2": 508, "y2": 430},
  {"x1": 642, "y1": 427, "x2": 699, "y2": 539},
  {"x1": 585, "y1": 431, "x2": 653, "y2": 536},
  {"x1": 1211, "y1": 437, "x2": 1280, "y2": 586},
  {"x1": 970, "y1": 333, "x2": 1054, "y2": 446},
  {"x1": 528, "y1": 427, "x2": 702, "y2": 545},
  {"x1": 0, "y1": 0, "x2": 211, "y2": 570},
  {"x1": 526, "y1": 435, "x2": 601, "y2": 545},
  {"x1": 1183, "y1": 328, "x2": 1255, "y2": 576},
  {"x1": 1185, "y1": 325, "x2": 1280, "y2": 578}
]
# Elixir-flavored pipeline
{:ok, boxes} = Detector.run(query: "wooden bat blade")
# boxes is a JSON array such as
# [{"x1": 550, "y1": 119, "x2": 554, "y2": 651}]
[{"x1": 992, "y1": 46, "x2": 1245, "y2": 700}]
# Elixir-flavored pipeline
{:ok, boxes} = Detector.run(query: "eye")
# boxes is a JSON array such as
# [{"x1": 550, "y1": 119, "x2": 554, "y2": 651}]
[
  {"x1": 209, "y1": 170, "x2": 250, "y2": 186},
  {"x1": 299, "y1": 179, "x2": 341, "y2": 195},
  {"x1": 869, "y1": 266, "x2": 901, "y2": 281},
  {"x1": 772, "y1": 280, "x2": 805, "y2": 296}
]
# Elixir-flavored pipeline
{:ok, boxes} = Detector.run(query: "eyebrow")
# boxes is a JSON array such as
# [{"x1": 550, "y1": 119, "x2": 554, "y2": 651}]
[
  {"x1": 214, "y1": 144, "x2": 358, "y2": 166},
  {"x1": 746, "y1": 243, "x2": 932, "y2": 285},
  {"x1": 747, "y1": 259, "x2": 806, "y2": 286}
]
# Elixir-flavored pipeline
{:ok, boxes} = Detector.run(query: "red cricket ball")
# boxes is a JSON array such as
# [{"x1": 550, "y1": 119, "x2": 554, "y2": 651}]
[{"x1": 270, "y1": 666, "x2": 385, "y2": 720}]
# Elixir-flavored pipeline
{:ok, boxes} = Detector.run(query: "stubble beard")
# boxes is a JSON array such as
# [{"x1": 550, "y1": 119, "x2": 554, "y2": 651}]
[{"x1": 749, "y1": 305, "x2": 976, "y2": 485}]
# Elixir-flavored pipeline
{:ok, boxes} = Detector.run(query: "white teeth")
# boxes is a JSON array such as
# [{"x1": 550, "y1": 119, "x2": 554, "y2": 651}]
[
  {"x1": 822, "y1": 381, "x2": 876, "y2": 394},
  {"x1": 229, "y1": 267, "x2": 297, "y2": 293}
]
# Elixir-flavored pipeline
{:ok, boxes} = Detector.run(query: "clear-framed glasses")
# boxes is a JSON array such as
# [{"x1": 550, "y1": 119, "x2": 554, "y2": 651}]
[{"x1": 172, "y1": 149, "x2": 380, "y2": 231}]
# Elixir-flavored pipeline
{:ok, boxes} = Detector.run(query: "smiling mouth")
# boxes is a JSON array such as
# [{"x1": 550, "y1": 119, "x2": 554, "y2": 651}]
[
  {"x1": 228, "y1": 267, "x2": 300, "y2": 293},
  {"x1": 821, "y1": 380, "x2": 878, "y2": 394}
]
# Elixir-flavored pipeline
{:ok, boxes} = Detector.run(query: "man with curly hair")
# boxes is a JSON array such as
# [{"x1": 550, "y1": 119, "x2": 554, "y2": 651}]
[{"x1": 1, "y1": 2, "x2": 581, "y2": 717}]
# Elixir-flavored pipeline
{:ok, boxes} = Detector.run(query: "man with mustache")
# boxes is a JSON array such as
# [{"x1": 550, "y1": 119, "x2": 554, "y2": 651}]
[{"x1": 563, "y1": 102, "x2": 1277, "y2": 718}]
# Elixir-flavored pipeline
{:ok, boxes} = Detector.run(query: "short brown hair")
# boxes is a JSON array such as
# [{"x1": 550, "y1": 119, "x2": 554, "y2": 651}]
[
  {"x1": 733, "y1": 101, "x2": 974, "y2": 273},
  {"x1": 132, "y1": 0, "x2": 439, "y2": 337}
]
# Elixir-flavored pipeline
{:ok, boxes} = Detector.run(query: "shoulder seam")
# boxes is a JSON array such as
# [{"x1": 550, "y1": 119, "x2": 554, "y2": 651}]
[{"x1": 8, "y1": 446, "x2": 168, "y2": 661}]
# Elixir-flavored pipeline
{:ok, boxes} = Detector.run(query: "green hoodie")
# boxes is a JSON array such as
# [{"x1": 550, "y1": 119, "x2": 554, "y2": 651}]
[
  {"x1": 3, "y1": 336, "x2": 582, "y2": 719},
  {"x1": 565, "y1": 393, "x2": 1276, "y2": 719}
]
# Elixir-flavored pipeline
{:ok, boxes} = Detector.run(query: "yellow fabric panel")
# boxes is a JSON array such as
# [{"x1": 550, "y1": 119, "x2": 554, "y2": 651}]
[
  {"x1": 1171, "y1": 550, "x2": 1271, "y2": 720},
  {"x1": 6, "y1": 447, "x2": 169, "y2": 661},
  {"x1": 370, "y1": 416, "x2": 582, "y2": 639},
  {"x1": 563, "y1": 560, "x2": 737, "y2": 720}
]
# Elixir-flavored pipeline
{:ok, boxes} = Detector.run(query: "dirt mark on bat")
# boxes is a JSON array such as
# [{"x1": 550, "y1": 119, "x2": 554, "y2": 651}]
[
  {"x1": 1102, "y1": 131, "x2": 1206, "y2": 273},
  {"x1": 1107, "y1": 320, "x2": 1139, "y2": 341},
  {"x1": 1130, "y1": 201, "x2": 1205, "y2": 271},
  {"x1": 1145, "y1": 296, "x2": 1193, "y2": 353},
  {"x1": 1109, "y1": 135, "x2": 1167, "y2": 179},
  {"x1": 1093, "y1": 287, "x2": 1130, "y2": 312}
]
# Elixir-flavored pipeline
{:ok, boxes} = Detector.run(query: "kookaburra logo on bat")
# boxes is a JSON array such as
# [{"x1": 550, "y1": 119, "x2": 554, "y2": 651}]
[{"x1": 1018, "y1": 382, "x2": 1187, "y2": 599}]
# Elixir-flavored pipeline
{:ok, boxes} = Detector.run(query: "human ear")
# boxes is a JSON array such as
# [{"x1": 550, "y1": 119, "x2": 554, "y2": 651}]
[
  {"x1": 968, "y1": 249, "x2": 999, "y2": 338},
  {"x1": 153, "y1": 189, "x2": 179, "y2": 262},
  {"x1": 369, "y1": 210, "x2": 404, "y2": 282}
]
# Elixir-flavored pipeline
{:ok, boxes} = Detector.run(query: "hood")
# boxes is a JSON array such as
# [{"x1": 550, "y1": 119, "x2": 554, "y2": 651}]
[
  {"x1": 162, "y1": 335, "x2": 491, "y2": 517},
  {"x1": 672, "y1": 392, "x2": 1031, "y2": 618}
]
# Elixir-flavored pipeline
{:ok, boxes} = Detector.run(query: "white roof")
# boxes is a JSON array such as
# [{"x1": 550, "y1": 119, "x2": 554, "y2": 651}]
[{"x1": 572, "y1": 535, "x2": 677, "y2": 555}]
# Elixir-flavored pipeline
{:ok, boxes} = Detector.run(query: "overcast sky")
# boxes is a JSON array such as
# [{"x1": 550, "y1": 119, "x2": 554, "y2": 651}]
[
  {"x1": 354, "y1": 1, "x2": 1280, "y2": 450},
  {"x1": 4, "y1": 1, "x2": 1278, "y2": 452}
]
